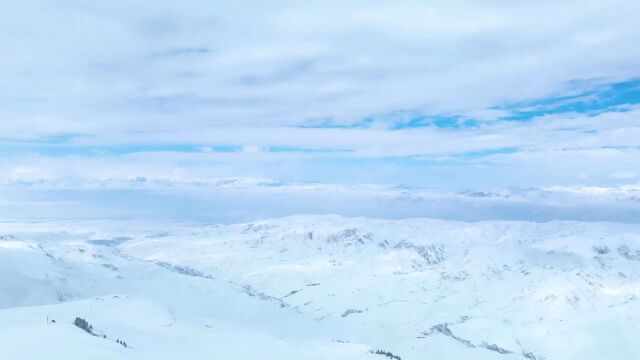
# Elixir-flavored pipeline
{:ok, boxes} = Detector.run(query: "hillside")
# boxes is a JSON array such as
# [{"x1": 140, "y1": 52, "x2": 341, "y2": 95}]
[{"x1": 1, "y1": 216, "x2": 639, "y2": 359}]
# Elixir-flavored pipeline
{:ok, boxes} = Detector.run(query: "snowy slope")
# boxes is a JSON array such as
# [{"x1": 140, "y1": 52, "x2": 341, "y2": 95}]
[{"x1": 1, "y1": 216, "x2": 640, "y2": 359}]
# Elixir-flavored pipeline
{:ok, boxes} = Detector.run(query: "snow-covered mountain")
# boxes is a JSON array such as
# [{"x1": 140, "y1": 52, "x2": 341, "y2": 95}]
[{"x1": 1, "y1": 216, "x2": 639, "y2": 359}]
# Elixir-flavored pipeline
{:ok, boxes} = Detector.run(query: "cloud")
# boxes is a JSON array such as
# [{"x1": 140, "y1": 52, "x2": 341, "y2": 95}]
[
  {"x1": 3, "y1": 1, "x2": 640, "y2": 125},
  {"x1": 0, "y1": 0, "x2": 639, "y2": 192},
  {"x1": 1, "y1": 179, "x2": 638, "y2": 223},
  {"x1": 611, "y1": 171, "x2": 636, "y2": 179}
]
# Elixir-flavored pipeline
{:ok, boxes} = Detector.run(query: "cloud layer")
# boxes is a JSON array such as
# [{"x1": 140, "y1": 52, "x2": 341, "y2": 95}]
[
  {"x1": 2, "y1": 181, "x2": 639, "y2": 223},
  {"x1": 1, "y1": 0, "x2": 639, "y2": 191}
]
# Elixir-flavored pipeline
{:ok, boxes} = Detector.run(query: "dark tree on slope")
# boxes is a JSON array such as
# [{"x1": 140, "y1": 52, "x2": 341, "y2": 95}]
[
  {"x1": 73, "y1": 317, "x2": 94, "y2": 334},
  {"x1": 370, "y1": 349, "x2": 402, "y2": 360}
]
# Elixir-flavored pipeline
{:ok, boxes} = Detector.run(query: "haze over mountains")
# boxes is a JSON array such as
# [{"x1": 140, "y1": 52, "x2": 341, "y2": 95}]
[{"x1": 1, "y1": 177, "x2": 639, "y2": 223}]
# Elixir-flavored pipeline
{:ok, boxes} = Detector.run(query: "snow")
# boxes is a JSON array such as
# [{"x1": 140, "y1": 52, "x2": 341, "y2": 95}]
[{"x1": 1, "y1": 215, "x2": 639, "y2": 359}]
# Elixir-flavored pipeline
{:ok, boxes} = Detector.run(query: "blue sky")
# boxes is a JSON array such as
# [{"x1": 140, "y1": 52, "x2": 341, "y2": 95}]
[{"x1": 1, "y1": 0, "x2": 640, "y2": 190}]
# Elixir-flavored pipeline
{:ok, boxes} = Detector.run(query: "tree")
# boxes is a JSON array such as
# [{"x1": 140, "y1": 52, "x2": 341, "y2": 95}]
[{"x1": 73, "y1": 317, "x2": 94, "y2": 334}]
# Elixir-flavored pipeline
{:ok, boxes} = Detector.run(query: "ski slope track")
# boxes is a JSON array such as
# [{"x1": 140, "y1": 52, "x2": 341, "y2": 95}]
[{"x1": 1, "y1": 215, "x2": 639, "y2": 359}]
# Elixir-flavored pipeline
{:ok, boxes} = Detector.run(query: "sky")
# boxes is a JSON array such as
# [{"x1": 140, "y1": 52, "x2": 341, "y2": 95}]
[{"x1": 1, "y1": 1, "x2": 640, "y2": 221}]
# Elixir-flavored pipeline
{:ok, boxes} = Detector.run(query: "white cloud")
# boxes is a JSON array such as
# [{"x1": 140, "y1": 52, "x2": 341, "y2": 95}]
[
  {"x1": 2, "y1": 0, "x2": 640, "y2": 130},
  {"x1": 0, "y1": 0, "x2": 639, "y2": 191},
  {"x1": 242, "y1": 145, "x2": 266, "y2": 153},
  {"x1": 611, "y1": 171, "x2": 636, "y2": 179}
]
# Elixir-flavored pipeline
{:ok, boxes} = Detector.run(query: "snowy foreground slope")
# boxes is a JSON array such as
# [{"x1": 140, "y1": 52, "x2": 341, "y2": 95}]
[{"x1": 1, "y1": 216, "x2": 639, "y2": 359}]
